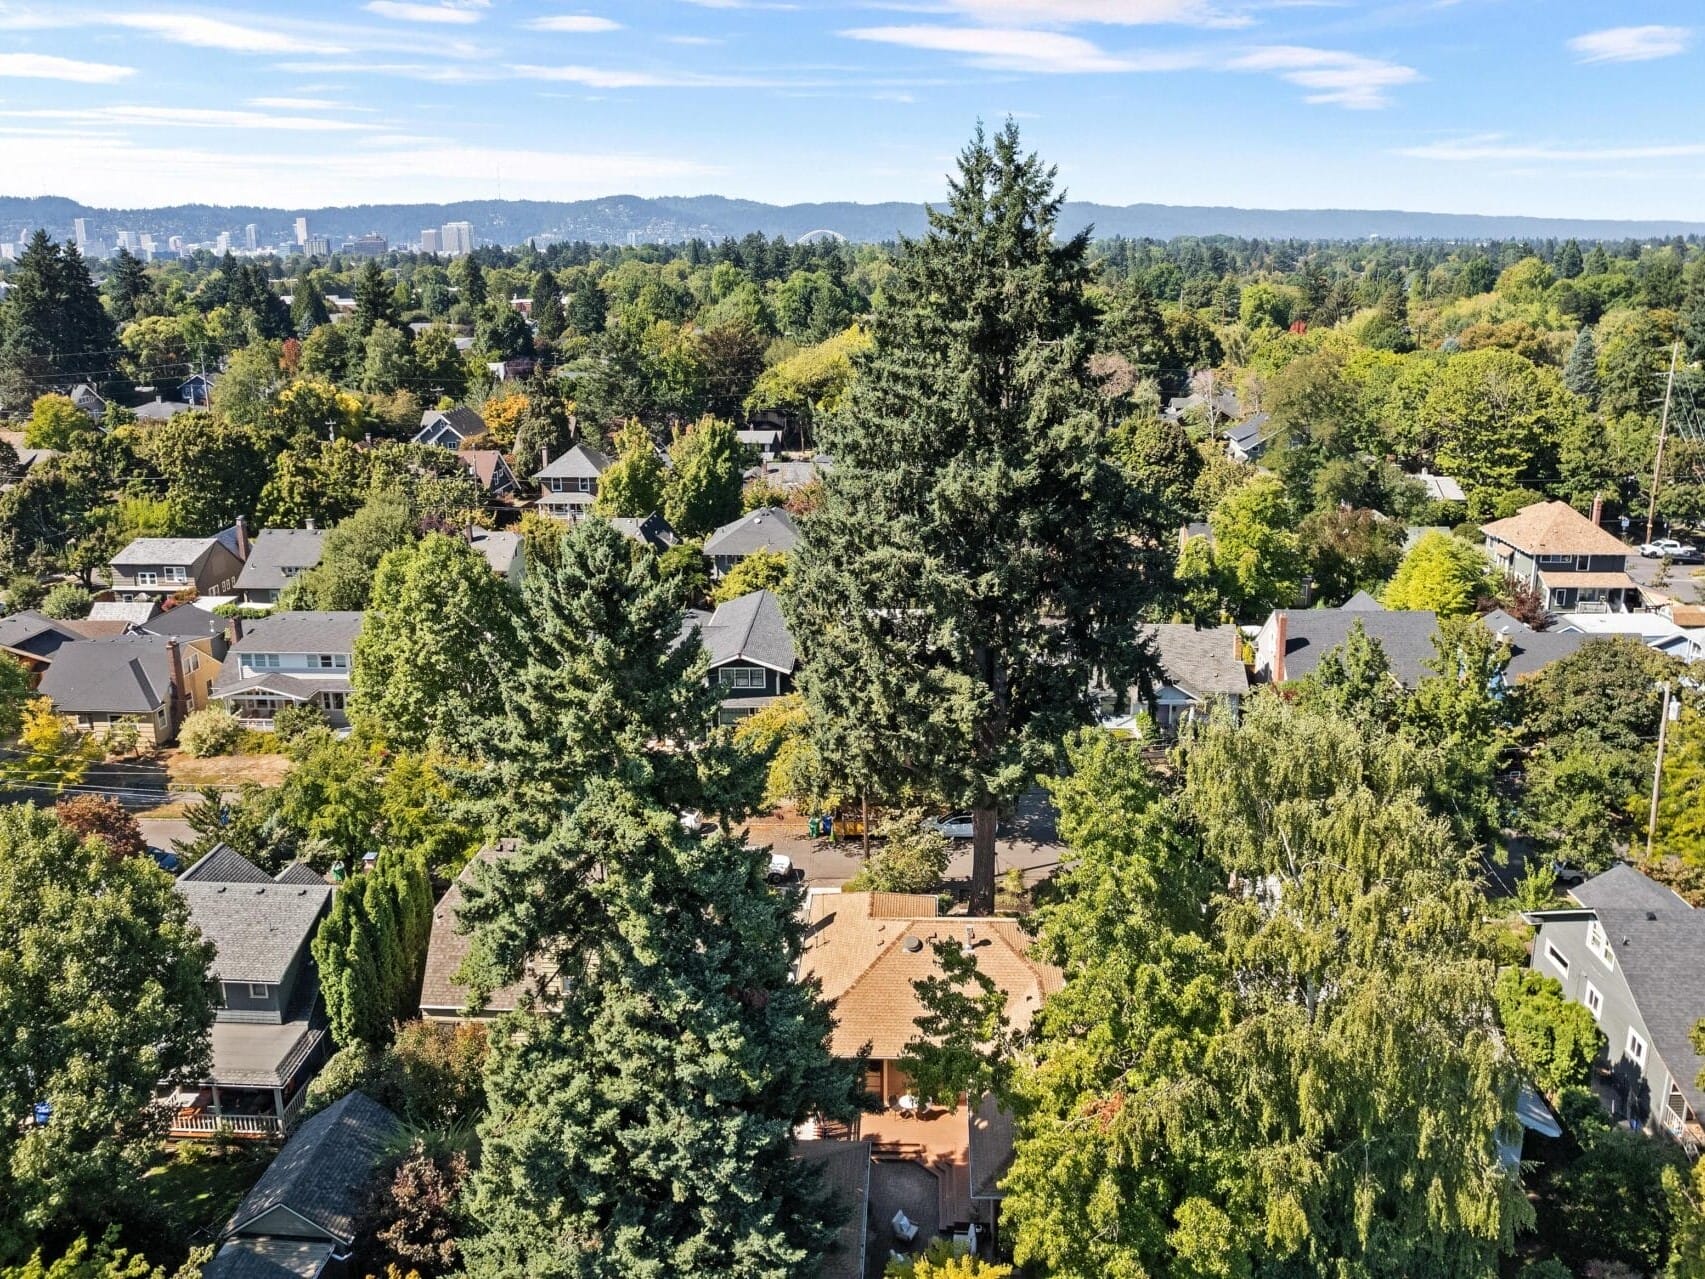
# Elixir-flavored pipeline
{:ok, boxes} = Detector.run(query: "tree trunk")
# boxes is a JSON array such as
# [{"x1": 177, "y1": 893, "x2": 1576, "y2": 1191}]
[
  {"x1": 969, "y1": 806, "x2": 998, "y2": 915},
  {"x1": 861, "y1": 792, "x2": 870, "y2": 859}
]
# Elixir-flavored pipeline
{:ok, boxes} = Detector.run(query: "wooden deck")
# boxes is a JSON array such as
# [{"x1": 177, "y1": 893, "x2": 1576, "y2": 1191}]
[{"x1": 859, "y1": 1106, "x2": 972, "y2": 1228}]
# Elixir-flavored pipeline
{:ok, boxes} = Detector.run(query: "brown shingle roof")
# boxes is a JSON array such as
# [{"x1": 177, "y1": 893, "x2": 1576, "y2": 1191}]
[
  {"x1": 419, "y1": 841, "x2": 543, "y2": 1018},
  {"x1": 1481, "y1": 501, "x2": 1630, "y2": 557},
  {"x1": 799, "y1": 891, "x2": 1062, "y2": 1060}
]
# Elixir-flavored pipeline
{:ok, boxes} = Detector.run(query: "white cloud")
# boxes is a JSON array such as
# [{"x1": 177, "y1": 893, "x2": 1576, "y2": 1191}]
[
  {"x1": 1567, "y1": 25, "x2": 1690, "y2": 64},
  {"x1": 110, "y1": 13, "x2": 350, "y2": 54},
  {"x1": 663, "y1": 34, "x2": 723, "y2": 45},
  {"x1": 1400, "y1": 134, "x2": 1705, "y2": 163},
  {"x1": 524, "y1": 14, "x2": 624, "y2": 31},
  {"x1": 1229, "y1": 45, "x2": 1420, "y2": 108},
  {"x1": 1, "y1": 105, "x2": 369, "y2": 131},
  {"x1": 0, "y1": 51, "x2": 134, "y2": 82},
  {"x1": 677, "y1": 0, "x2": 796, "y2": 9},
  {"x1": 276, "y1": 59, "x2": 497, "y2": 82},
  {"x1": 511, "y1": 63, "x2": 775, "y2": 86},
  {"x1": 942, "y1": 0, "x2": 1247, "y2": 27},
  {"x1": 364, "y1": 1, "x2": 487, "y2": 24},
  {"x1": 841, "y1": 25, "x2": 1172, "y2": 72},
  {"x1": 247, "y1": 96, "x2": 357, "y2": 110}
]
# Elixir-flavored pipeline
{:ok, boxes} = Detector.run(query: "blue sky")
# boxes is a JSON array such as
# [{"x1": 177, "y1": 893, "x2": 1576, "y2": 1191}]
[{"x1": 0, "y1": 0, "x2": 1700, "y2": 218}]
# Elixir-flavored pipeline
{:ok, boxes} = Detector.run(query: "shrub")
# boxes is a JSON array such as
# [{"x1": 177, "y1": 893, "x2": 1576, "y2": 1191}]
[
  {"x1": 39, "y1": 582, "x2": 94, "y2": 620},
  {"x1": 177, "y1": 706, "x2": 242, "y2": 757},
  {"x1": 845, "y1": 814, "x2": 953, "y2": 894},
  {"x1": 272, "y1": 701, "x2": 328, "y2": 747}
]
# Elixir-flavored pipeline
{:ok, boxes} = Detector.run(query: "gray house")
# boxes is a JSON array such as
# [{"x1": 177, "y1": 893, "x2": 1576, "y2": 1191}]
[
  {"x1": 1483, "y1": 501, "x2": 1638, "y2": 613},
  {"x1": 211, "y1": 612, "x2": 363, "y2": 730},
  {"x1": 233, "y1": 528, "x2": 328, "y2": 606},
  {"x1": 36, "y1": 633, "x2": 189, "y2": 744},
  {"x1": 202, "y1": 1090, "x2": 405, "y2": 1279},
  {"x1": 413, "y1": 406, "x2": 488, "y2": 449},
  {"x1": 685, "y1": 588, "x2": 796, "y2": 725},
  {"x1": 1225, "y1": 412, "x2": 1274, "y2": 464},
  {"x1": 703, "y1": 508, "x2": 799, "y2": 578},
  {"x1": 109, "y1": 521, "x2": 250, "y2": 603},
  {"x1": 534, "y1": 442, "x2": 611, "y2": 522},
  {"x1": 1112, "y1": 623, "x2": 1249, "y2": 735},
  {"x1": 0, "y1": 610, "x2": 85, "y2": 681},
  {"x1": 1526, "y1": 864, "x2": 1705, "y2": 1151},
  {"x1": 168, "y1": 847, "x2": 334, "y2": 1139}
]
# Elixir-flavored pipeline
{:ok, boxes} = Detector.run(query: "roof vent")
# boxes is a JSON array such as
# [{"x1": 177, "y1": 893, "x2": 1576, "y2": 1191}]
[
  {"x1": 902, "y1": 936, "x2": 924, "y2": 954},
  {"x1": 1648, "y1": 910, "x2": 1659, "y2": 921},
  {"x1": 215, "y1": 884, "x2": 227, "y2": 893}
]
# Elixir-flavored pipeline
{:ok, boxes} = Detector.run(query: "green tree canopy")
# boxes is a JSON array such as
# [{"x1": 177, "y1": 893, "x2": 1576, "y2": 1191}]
[
  {"x1": 664, "y1": 414, "x2": 745, "y2": 538},
  {"x1": 1382, "y1": 529, "x2": 1491, "y2": 615}
]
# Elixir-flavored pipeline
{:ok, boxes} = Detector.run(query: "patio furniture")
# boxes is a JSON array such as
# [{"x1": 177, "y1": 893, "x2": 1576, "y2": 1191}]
[
  {"x1": 897, "y1": 1093, "x2": 919, "y2": 1118},
  {"x1": 891, "y1": 1210, "x2": 919, "y2": 1244}
]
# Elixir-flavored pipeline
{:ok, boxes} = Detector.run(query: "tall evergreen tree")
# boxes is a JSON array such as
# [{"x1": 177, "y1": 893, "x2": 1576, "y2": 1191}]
[
  {"x1": 785, "y1": 123, "x2": 1165, "y2": 912},
  {"x1": 1555, "y1": 238, "x2": 1584, "y2": 280},
  {"x1": 312, "y1": 848, "x2": 433, "y2": 1049},
  {"x1": 291, "y1": 281, "x2": 331, "y2": 335},
  {"x1": 353, "y1": 259, "x2": 402, "y2": 338},
  {"x1": 531, "y1": 270, "x2": 566, "y2": 343},
  {"x1": 107, "y1": 247, "x2": 150, "y2": 325},
  {"x1": 0, "y1": 232, "x2": 117, "y2": 388},
  {"x1": 1564, "y1": 326, "x2": 1600, "y2": 404}
]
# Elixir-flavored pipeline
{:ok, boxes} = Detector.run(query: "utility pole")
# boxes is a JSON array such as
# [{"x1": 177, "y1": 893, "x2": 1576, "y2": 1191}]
[
  {"x1": 1646, "y1": 680, "x2": 1675, "y2": 862},
  {"x1": 1646, "y1": 341, "x2": 1681, "y2": 544}
]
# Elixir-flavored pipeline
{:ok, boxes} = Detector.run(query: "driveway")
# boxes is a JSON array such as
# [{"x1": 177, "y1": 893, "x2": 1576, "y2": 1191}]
[
  {"x1": 748, "y1": 786, "x2": 1068, "y2": 890},
  {"x1": 1625, "y1": 547, "x2": 1702, "y2": 604}
]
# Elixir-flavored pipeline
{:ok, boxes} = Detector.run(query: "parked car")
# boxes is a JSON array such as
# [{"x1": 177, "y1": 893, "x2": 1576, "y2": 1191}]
[
  {"x1": 924, "y1": 813, "x2": 975, "y2": 840},
  {"x1": 766, "y1": 853, "x2": 802, "y2": 885},
  {"x1": 1639, "y1": 538, "x2": 1699, "y2": 560}
]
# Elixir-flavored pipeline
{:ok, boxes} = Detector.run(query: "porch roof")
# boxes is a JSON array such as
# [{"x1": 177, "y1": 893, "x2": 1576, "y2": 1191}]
[
  {"x1": 210, "y1": 672, "x2": 321, "y2": 701},
  {"x1": 207, "y1": 1017, "x2": 326, "y2": 1089},
  {"x1": 1537, "y1": 571, "x2": 1638, "y2": 590}
]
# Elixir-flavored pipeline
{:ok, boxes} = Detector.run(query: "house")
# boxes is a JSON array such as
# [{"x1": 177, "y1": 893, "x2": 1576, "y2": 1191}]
[
  {"x1": 793, "y1": 1140, "x2": 872, "y2": 1279},
  {"x1": 131, "y1": 396, "x2": 194, "y2": 423},
  {"x1": 68, "y1": 382, "x2": 106, "y2": 419},
  {"x1": 180, "y1": 371, "x2": 219, "y2": 406},
  {"x1": 608, "y1": 511, "x2": 679, "y2": 551},
  {"x1": 745, "y1": 458, "x2": 828, "y2": 493},
  {"x1": 86, "y1": 600, "x2": 159, "y2": 626},
  {"x1": 109, "y1": 521, "x2": 250, "y2": 603},
  {"x1": 460, "y1": 448, "x2": 519, "y2": 497},
  {"x1": 487, "y1": 357, "x2": 535, "y2": 382},
  {"x1": 684, "y1": 589, "x2": 796, "y2": 725},
  {"x1": 1525, "y1": 864, "x2": 1705, "y2": 1151},
  {"x1": 1483, "y1": 501, "x2": 1638, "y2": 613},
  {"x1": 1552, "y1": 611, "x2": 1705, "y2": 663},
  {"x1": 420, "y1": 841, "x2": 556, "y2": 1019},
  {"x1": 1225, "y1": 412, "x2": 1275, "y2": 464},
  {"x1": 0, "y1": 610, "x2": 85, "y2": 682},
  {"x1": 1, "y1": 443, "x2": 59, "y2": 490},
  {"x1": 36, "y1": 633, "x2": 206, "y2": 743},
  {"x1": 533, "y1": 442, "x2": 611, "y2": 523},
  {"x1": 1163, "y1": 387, "x2": 1240, "y2": 423},
  {"x1": 797, "y1": 890, "x2": 1062, "y2": 1240},
  {"x1": 468, "y1": 528, "x2": 524, "y2": 588},
  {"x1": 166, "y1": 847, "x2": 335, "y2": 1139},
  {"x1": 1411, "y1": 469, "x2": 1467, "y2": 503},
  {"x1": 233, "y1": 528, "x2": 328, "y2": 606},
  {"x1": 210, "y1": 611, "x2": 363, "y2": 730},
  {"x1": 412, "y1": 406, "x2": 488, "y2": 450},
  {"x1": 201, "y1": 1091, "x2": 405, "y2": 1279},
  {"x1": 737, "y1": 427, "x2": 784, "y2": 458},
  {"x1": 703, "y1": 508, "x2": 799, "y2": 578},
  {"x1": 1106, "y1": 623, "x2": 1248, "y2": 735}
]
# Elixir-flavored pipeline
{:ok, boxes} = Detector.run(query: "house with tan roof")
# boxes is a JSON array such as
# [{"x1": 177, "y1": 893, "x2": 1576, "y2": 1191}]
[
  {"x1": 1482, "y1": 500, "x2": 1638, "y2": 614},
  {"x1": 419, "y1": 841, "x2": 556, "y2": 1020}
]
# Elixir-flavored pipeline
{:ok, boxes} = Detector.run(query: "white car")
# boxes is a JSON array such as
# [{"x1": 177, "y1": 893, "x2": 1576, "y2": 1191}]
[
  {"x1": 1639, "y1": 538, "x2": 1699, "y2": 560},
  {"x1": 924, "y1": 813, "x2": 976, "y2": 840}
]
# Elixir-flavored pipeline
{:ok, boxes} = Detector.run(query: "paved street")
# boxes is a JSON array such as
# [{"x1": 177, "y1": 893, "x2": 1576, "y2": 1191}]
[
  {"x1": 747, "y1": 786, "x2": 1068, "y2": 890},
  {"x1": 1625, "y1": 545, "x2": 1702, "y2": 604}
]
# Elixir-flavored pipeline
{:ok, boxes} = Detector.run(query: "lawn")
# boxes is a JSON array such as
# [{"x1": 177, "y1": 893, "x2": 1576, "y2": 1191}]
[
  {"x1": 141, "y1": 1143, "x2": 272, "y2": 1258},
  {"x1": 164, "y1": 750, "x2": 293, "y2": 788}
]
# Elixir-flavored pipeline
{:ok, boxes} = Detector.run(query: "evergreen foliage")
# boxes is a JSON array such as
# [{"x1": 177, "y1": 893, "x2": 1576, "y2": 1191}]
[{"x1": 311, "y1": 850, "x2": 434, "y2": 1049}]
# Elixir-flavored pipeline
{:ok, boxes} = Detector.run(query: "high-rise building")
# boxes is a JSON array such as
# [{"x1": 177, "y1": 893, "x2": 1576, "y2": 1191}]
[
  {"x1": 245, "y1": 223, "x2": 258, "y2": 251},
  {"x1": 295, "y1": 216, "x2": 310, "y2": 246},
  {"x1": 73, "y1": 218, "x2": 89, "y2": 249},
  {"x1": 138, "y1": 233, "x2": 155, "y2": 253},
  {"x1": 214, "y1": 232, "x2": 231, "y2": 254},
  {"x1": 342, "y1": 233, "x2": 387, "y2": 259},
  {"x1": 169, "y1": 236, "x2": 185, "y2": 253},
  {"x1": 117, "y1": 230, "x2": 137, "y2": 252},
  {"x1": 420, "y1": 228, "x2": 441, "y2": 254},
  {"x1": 440, "y1": 221, "x2": 475, "y2": 257},
  {"x1": 304, "y1": 235, "x2": 331, "y2": 258}
]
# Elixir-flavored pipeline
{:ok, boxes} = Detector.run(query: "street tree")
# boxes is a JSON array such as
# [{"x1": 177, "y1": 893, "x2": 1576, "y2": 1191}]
[{"x1": 1382, "y1": 529, "x2": 1491, "y2": 615}]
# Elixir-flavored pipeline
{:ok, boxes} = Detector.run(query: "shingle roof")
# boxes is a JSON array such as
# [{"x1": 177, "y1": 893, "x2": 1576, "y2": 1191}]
[
  {"x1": 1482, "y1": 501, "x2": 1630, "y2": 558},
  {"x1": 1570, "y1": 863, "x2": 1692, "y2": 915},
  {"x1": 459, "y1": 449, "x2": 513, "y2": 491},
  {"x1": 275, "y1": 862, "x2": 327, "y2": 886},
  {"x1": 181, "y1": 845, "x2": 273, "y2": 885},
  {"x1": 534, "y1": 441, "x2": 610, "y2": 481},
  {"x1": 211, "y1": 671, "x2": 326, "y2": 701},
  {"x1": 0, "y1": 610, "x2": 83, "y2": 659},
  {"x1": 112, "y1": 532, "x2": 228, "y2": 568},
  {"x1": 607, "y1": 512, "x2": 679, "y2": 550},
  {"x1": 86, "y1": 600, "x2": 159, "y2": 625},
  {"x1": 704, "y1": 507, "x2": 799, "y2": 558},
  {"x1": 228, "y1": 612, "x2": 363, "y2": 656},
  {"x1": 416, "y1": 406, "x2": 487, "y2": 441},
  {"x1": 1480, "y1": 610, "x2": 1592, "y2": 680},
  {"x1": 1144, "y1": 624, "x2": 1247, "y2": 699},
  {"x1": 696, "y1": 589, "x2": 796, "y2": 672},
  {"x1": 36, "y1": 634, "x2": 174, "y2": 713},
  {"x1": 793, "y1": 1140, "x2": 870, "y2": 1279},
  {"x1": 799, "y1": 891, "x2": 1061, "y2": 1059},
  {"x1": 202, "y1": 1237, "x2": 333, "y2": 1279},
  {"x1": 178, "y1": 880, "x2": 332, "y2": 985},
  {"x1": 1597, "y1": 908, "x2": 1705, "y2": 1114},
  {"x1": 227, "y1": 1091, "x2": 404, "y2": 1245},
  {"x1": 234, "y1": 530, "x2": 328, "y2": 593},
  {"x1": 969, "y1": 1093, "x2": 1016, "y2": 1200},
  {"x1": 1226, "y1": 413, "x2": 1273, "y2": 448},
  {"x1": 1413, "y1": 471, "x2": 1467, "y2": 502},
  {"x1": 419, "y1": 841, "x2": 535, "y2": 1017},
  {"x1": 1342, "y1": 590, "x2": 1384, "y2": 611},
  {"x1": 468, "y1": 529, "x2": 522, "y2": 576},
  {"x1": 138, "y1": 603, "x2": 226, "y2": 640},
  {"x1": 1271, "y1": 609, "x2": 1440, "y2": 687}
]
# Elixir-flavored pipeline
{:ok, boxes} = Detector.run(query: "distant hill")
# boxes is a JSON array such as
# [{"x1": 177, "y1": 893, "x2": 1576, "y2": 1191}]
[{"x1": 3, "y1": 193, "x2": 1704, "y2": 249}]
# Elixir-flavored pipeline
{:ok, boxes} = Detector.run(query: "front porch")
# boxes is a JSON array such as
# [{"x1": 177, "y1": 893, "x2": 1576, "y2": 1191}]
[
  {"x1": 1661, "y1": 1083, "x2": 1705, "y2": 1156},
  {"x1": 165, "y1": 1013, "x2": 329, "y2": 1141},
  {"x1": 1539, "y1": 572, "x2": 1641, "y2": 614},
  {"x1": 163, "y1": 1081, "x2": 309, "y2": 1139}
]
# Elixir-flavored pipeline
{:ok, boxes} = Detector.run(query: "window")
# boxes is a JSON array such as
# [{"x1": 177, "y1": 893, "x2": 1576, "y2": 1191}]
[
  {"x1": 319, "y1": 692, "x2": 347, "y2": 711},
  {"x1": 249, "y1": 653, "x2": 281, "y2": 669},
  {"x1": 719, "y1": 667, "x2": 763, "y2": 690},
  {"x1": 1585, "y1": 981, "x2": 1603, "y2": 1020},
  {"x1": 1587, "y1": 919, "x2": 1615, "y2": 967},
  {"x1": 1628, "y1": 1029, "x2": 1648, "y2": 1066},
  {"x1": 164, "y1": 566, "x2": 187, "y2": 583},
  {"x1": 247, "y1": 983, "x2": 269, "y2": 1000},
  {"x1": 135, "y1": 570, "x2": 158, "y2": 586},
  {"x1": 1544, "y1": 941, "x2": 1570, "y2": 975}
]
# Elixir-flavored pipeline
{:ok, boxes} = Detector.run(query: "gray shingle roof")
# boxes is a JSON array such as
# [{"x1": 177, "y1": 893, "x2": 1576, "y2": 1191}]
[
  {"x1": 703, "y1": 508, "x2": 799, "y2": 558},
  {"x1": 1598, "y1": 907, "x2": 1705, "y2": 1114},
  {"x1": 1480, "y1": 610, "x2": 1593, "y2": 680},
  {"x1": 211, "y1": 671, "x2": 325, "y2": 701},
  {"x1": 178, "y1": 880, "x2": 332, "y2": 985},
  {"x1": 36, "y1": 634, "x2": 174, "y2": 713},
  {"x1": 1226, "y1": 413, "x2": 1273, "y2": 448},
  {"x1": 696, "y1": 589, "x2": 796, "y2": 672},
  {"x1": 468, "y1": 528, "x2": 522, "y2": 576},
  {"x1": 1342, "y1": 590, "x2": 1384, "y2": 611},
  {"x1": 1144, "y1": 624, "x2": 1248, "y2": 699},
  {"x1": 534, "y1": 441, "x2": 610, "y2": 481},
  {"x1": 181, "y1": 845, "x2": 273, "y2": 885},
  {"x1": 607, "y1": 512, "x2": 679, "y2": 550},
  {"x1": 111, "y1": 532, "x2": 227, "y2": 568},
  {"x1": 138, "y1": 603, "x2": 226, "y2": 640},
  {"x1": 0, "y1": 610, "x2": 83, "y2": 660},
  {"x1": 227, "y1": 1091, "x2": 405, "y2": 1245},
  {"x1": 1273, "y1": 609, "x2": 1440, "y2": 687},
  {"x1": 234, "y1": 530, "x2": 328, "y2": 593},
  {"x1": 1571, "y1": 863, "x2": 1692, "y2": 915},
  {"x1": 202, "y1": 1238, "x2": 333, "y2": 1279},
  {"x1": 86, "y1": 600, "x2": 159, "y2": 625},
  {"x1": 275, "y1": 862, "x2": 327, "y2": 886},
  {"x1": 416, "y1": 406, "x2": 487, "y2": 441},
  {"x1": 229, "y1": 612, "x2": 363, "y2": 657}
]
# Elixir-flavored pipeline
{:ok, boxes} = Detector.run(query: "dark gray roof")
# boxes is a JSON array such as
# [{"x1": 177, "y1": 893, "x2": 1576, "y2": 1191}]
[
  {"x1": 416, "y1": 406, "x2": 487, "y2": 441},
  {"x1": 703, "y1": 508, "x2": 799, "y2": 558},
  {"x1": 534, "y1": 441, "x2": 610, "y2": 481},
  {"x1": 607, "y1": 511, "x2": 679, "y2": 550},
  {"x1": 1571, "y1": 863, "x2": 1692, "y2": 915},
  {"x1": 969, "y1": 1092, "x2": 1016, "y2": 1200},
  {"x1": 275, "y1": 862, "x2": 327, "y2": 886},
  {"x1": 1597, "y1": 907, "x2": 1705, "y2": 1114},
  {"x1": 202, "y1": 1238, "x2": 333, "y2": 1279},
  {"x1": 228, "y1": 1091, "x2": 404, "y2": 1245},
  {"x1": 138, "y1": 603, "x2": 226, "y2": 640},
  {"x1": 1342, "y1": 590, "x2": 1385, "y2": 611},
  {"x1": 36, "y1": 634, "x2": 174, "y2": 713},
  {"x1": 1144, "y1": 624, "x2": 1248, "y2": 699},
  {"x1": 181, "y1": 845, "x2": 273, "y2": 885},
  {"x1": 696, "y1": 589, "x2": 796, "y2": 672},
  {"x1": 229, "y1": 612, "x2": 363, "y2": 656},
  {"x1": 234, "y1": 530, "x2": 328, "y2": 593},
  {"x1": 211, "y1": 671, "x2": 325, "y2": 701},
  {"x1": 1272, "y1": 609, "x2": 1439, "y2": 687},
  {"x1": 1480, "y1": 610, "x2": 1593, "y2": 680},
  {"x1": 133, "y1": 398, "x2": 193, "y2": 422},
  {"x1": 178, "y1": 879, "x2": 332, "y2": 985},
  {"x1": 1226, "y1": 413, "x2": 1273, "y2": 448},
  {"x1": 0, "y1": 610, "x2": 83, "y2": 660}
]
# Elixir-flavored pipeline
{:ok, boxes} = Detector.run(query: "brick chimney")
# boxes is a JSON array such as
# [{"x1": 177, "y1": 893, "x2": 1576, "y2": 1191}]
[
  {"x1": 1591, "y1": 495, "x2": 1605, "y2": 528},
  {"x1": 227, "y1": 615, "x2": 244, "y2": 646},
  {"x1": 1271, "y1": 612, "x2": 1289, "y2": 684},
  {"x1": 164, "y1": 638, "x2": 186, "y2": 724},
  {"x1": 540, "y1": 445, "x2": 551, "y2": 470},
  {"x1": 233, "y1": 514, "x2": 250, "y2": 560}
]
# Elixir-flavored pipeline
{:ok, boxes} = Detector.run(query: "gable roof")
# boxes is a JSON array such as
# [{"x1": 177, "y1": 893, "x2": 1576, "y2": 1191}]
[
  {"x1": 36, "y1": 634, "x2": 175, "y2": 713},
  {"x1": 138, "y1": 602, "x2": 227, "y2": 640},
  {"x1": 1412, "y1": 470, "x2": 1467, "y2": 503},
  {"x1": 1570, "y1": 863, "x2": 1692, "y2": 915},
  {"x1": 1269, "y1": 608, "x2": 1440, "y2": 687},
  {"x1": 0, "y1": 610, "x2": 84, "y2": 661},
  {"x1": 112, "y1": 533, "x2": 224, "y2": 569},
  {"x1": 275, "y1": 862, "x2": 328, "y2": 886},
  {"x1": 227, "y1": 1092, "x2": 404, "y2": 1245},
  {"x1": 607, "y1": 511, "x2": 679, "y2": 550},
  {"x1": 793, "y1": 1140, "x2": 870, "y2": 1279},
  {"x1": 86, "y1": 600, "x2": 159, "y2": 625},
  {"x1": 234, "y1": 530, "x2": 328, "y2": 593},
  {"x1": 534, "y1": 441, "x2": 611, "y2": 481},
  {"x1": 178, "y1": 879, "x2": 332, "y2": 985},
  {"x1": 467, "y1": 528, "x2": 522, "y2": 576},
  {"x1": 419, "y1": 841, "x2": 536, "y2": 1017},
  {"x1": 459, "y1": 449, "x2": 514, "y2": 491},
  {"x1": 799, "y1": 891, "x2": 1062, "y2": 1060},
  {"x1": 1480, "y1": 610, "x2": 1593, "y2": 680},
  {"x1": 704, "y1": 507, "x2": 799, "y2": 558},
  {"x1": 181, "y1": 845, "x2": 273, "y2": 885},
  {"x1": 229, "y1": 611, "x2": 363, "y2": 656},
  {"x1": 1144, "y1": 624, "x2": 1248, "y2": 700},
  {"x1": 695, "y1": 589, "x2": 796, "y2": 673},
  {"x1": 201, "y1": 1238, "x2": 333, "y2": 1279},
  {"x1": 1482, "y1": 501, "x2": 1629, "y2": 558},
  {"x1": 416, "y1": 406, "x2": 487, "y2": 442},
  {"x1": 1226, "y1": 412, "x2": 1273, "y2": 449},
  {"x1": 1341, "y1": 590, "x2": 1385, "y2": 611}
]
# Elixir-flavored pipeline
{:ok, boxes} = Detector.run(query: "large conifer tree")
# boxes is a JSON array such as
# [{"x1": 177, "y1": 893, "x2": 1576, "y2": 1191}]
[
  {"x1": 0, "y1": 232, "x2": 116, "y2": 391},
  {"x1": 785, "y1": 122, "x2": 1165, "y2": 912}
]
